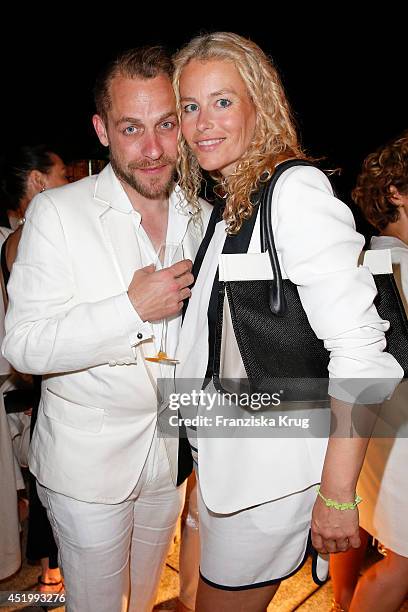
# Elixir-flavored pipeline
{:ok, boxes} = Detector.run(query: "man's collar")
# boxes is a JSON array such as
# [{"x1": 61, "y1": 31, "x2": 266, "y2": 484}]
[
  {"x1": 94, "y1": 163, "x2": 133, "y2": 213},
  {"x1": 94, "y1": 163, "x2": 194, "y2": 219}
]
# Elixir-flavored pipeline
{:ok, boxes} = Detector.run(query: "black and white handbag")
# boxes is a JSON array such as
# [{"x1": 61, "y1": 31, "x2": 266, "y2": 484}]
[{"x1": 210, "y1": 160, "x2": 408, "y2": 402}]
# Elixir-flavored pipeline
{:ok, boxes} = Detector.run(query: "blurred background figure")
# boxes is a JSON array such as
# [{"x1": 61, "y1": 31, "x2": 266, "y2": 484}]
[
  {"x1": 2, "y1": 144, "x2": 68, "y2": 260},
  {"x1": 65, "y1": 158, "x2": 107, "y2": 183},
  {"x1": 176, "y1": 474, "x2": 200, "y2": 612},
  {"x1": 330, "y1": 130, "x2": 408, "y2": 612},
  {"x1": 0, "y1": 144, "x2": 68, "y2": 593},
  {"x1": 0, "y1": 353, "x2": 21, "y2": 580}
]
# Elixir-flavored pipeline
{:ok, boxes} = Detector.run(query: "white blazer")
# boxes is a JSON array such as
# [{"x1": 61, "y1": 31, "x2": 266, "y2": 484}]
[
  {"x1": 2, "y1": 164, "x2": 211, "y2": 504},
  {"x1": 176, "y1": 165, "x2": 403, "y2": 514}
]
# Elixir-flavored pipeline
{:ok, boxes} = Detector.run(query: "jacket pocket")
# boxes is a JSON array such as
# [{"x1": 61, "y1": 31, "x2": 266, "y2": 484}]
[{"x1": 43, "y1": 388, "x2": 105, "y2": 433}]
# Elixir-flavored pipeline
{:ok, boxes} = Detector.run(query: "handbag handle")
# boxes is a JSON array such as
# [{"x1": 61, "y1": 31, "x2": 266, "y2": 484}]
[{"x1": 260, "y1": 159, "x2": 315, "y2": 315}]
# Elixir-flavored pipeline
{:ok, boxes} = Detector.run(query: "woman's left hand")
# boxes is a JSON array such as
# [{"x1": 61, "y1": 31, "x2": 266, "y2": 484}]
[{"x1": 311, "y1": 494, "x2": 361, "y2": 554}]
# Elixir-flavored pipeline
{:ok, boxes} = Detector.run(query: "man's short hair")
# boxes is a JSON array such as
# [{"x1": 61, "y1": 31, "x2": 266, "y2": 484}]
[{"x1": 94, "y1": 46, "x2": 174, "y2": 123}]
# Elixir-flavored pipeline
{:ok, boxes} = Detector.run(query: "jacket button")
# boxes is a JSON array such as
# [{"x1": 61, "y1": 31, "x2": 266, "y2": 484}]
[{"x1": 137, "y1": 333, "x2": 143, "y2": 340}]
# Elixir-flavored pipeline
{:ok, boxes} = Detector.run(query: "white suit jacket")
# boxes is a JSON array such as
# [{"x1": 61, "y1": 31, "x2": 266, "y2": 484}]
[
  {"x1": 176, "y1": 165, "x2": 403, "y2": 514},
  {"x1": 2, "y1": 164, "x2": 211, "y2": 503}
]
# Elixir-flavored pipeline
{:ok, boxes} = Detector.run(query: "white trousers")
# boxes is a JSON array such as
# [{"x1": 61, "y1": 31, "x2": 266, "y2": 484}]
[{"x1": 37, "y1": 435, "x2": 185, "y2": 612}]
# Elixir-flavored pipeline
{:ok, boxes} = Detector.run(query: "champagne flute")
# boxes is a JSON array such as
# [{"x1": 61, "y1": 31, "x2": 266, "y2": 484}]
[{"x1": 145, "y1": 242, "x2": 184, "y2": 364}]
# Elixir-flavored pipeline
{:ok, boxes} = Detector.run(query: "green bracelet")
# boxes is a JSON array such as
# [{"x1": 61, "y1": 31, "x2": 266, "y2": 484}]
[{"x1": 316, "y1": 486, "x2": 362, "y2": 511}]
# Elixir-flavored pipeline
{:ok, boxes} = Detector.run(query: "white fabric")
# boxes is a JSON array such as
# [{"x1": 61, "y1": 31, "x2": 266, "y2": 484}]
[
  {"x1": 358, "y1": 236, "x2": 408, "y2": 556},
  {"x1": 1, "y1": 375, "x2": 26, "y2": 490},
  {"x1": 0, "y1": 231, "x2": 21, "y2": 580},
  {"x1": 219, "y1": 252, "x2": 274, "y2": 281},
  {"x1": 176, "y1": 166, "x2": 403, "y2": 514},
  {"x1": 7, "y1": 411, "x2": 31, "y2": 468},
  {"x1": 363, "y1": 249, "x2": 393, "y2": 274},
  {"x1": 0, "y1": 377, "x2": 21, "y2": 580},
  {"x1": 37, "y1": 435, "x2": 186, "y2": 612},
  {"x1": 198, "y1": 480, "x2": 327, "y2": 587},
  {"x1": 2, "y1": 164, "x2": 212, "y2": 503},
  {"x1": 371, "y1": 235, "x2": 408, "y2": 313},
  {"x1": 0, "y1": 226, "x2": 13, "y2": 375}
]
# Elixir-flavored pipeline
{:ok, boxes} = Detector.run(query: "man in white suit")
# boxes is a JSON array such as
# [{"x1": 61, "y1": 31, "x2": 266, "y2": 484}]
[{"x1": 2, "y1": 47, "x2": 210, "y2": 612}]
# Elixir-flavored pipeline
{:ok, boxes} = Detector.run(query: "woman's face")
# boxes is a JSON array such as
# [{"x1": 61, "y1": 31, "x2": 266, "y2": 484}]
[
  {"x1": 44, "y1": 153, "x2": 69, "y2": 188},
  {"x1": 179, "y1": 59, "x2": 256, "y2": 177}
]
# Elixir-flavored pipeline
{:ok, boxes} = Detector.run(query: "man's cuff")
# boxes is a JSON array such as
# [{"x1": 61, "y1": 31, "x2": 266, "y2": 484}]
[{"x1": 114, "y1": 293, "x2": 153, "y2": 347}]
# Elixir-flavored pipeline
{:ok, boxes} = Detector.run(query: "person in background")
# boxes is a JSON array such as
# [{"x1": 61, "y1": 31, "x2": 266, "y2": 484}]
[
  {"x1": 0, "y1": 239, "x2": 21, "y2": 579},
  {"x1": 0, "y1": 144, "x2": 68, "y2": 593},
  {"x1": 2, "y1": 144, "x2": 68, "y2": 264},
  {"x1": 330, "y1": 130, "x2": 408, "y2": 612},
  {"x1": 2, "y1": 47, "x2": 211, "y2": 612},
  {"x1": 176, "y1": 474, "x2": 200, "y2": 612},
  {"x1": 172, "y1": 32, "x2": 403, "y2": 611},
  {"x1": 0, "y1": 170, "x2": 20, "y2": 582}
]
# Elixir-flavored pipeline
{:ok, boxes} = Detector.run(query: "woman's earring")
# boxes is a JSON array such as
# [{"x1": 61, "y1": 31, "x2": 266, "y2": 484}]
[{"x1": 40, "y1": 184, "x2": 46, "y2": 193}]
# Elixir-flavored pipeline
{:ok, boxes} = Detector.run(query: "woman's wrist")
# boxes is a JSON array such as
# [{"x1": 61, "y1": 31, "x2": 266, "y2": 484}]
[
  {"x1": 318, "y1": 482, "x2": 357, "y2": 502},
  {"x1": 316, "y1": 486, "x2": 362, "y2": 510}
]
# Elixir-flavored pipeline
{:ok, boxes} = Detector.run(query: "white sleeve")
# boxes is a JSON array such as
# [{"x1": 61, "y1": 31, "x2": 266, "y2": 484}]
[
  {"x1": 2, "y1": 193, "x2": 152, "y2": 375},
  {"x1": 273, "y1": 166, "x2": 403, "y2": 402}
]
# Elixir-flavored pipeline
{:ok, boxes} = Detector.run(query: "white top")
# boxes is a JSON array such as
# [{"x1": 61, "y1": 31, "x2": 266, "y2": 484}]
[{"x1": 176, "y1": 166, "x2": 404, "y2": 514}]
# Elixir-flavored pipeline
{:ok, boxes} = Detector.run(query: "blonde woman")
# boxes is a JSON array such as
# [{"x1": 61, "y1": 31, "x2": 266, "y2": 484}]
[{"x1": 173, "y1": 32, "x2": 403, "y2": 612}]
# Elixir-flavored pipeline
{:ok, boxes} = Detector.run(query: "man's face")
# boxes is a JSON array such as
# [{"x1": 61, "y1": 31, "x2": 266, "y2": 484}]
[{"x1": 93, "y1": 74, "x2": 178, "y2": 199}]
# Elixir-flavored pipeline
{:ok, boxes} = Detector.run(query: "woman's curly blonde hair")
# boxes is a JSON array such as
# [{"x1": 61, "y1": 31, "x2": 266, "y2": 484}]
[
  {"x1": 173, "y1": 31, "x2": 307, "y2": 234},
  {"x1": 353, "y1": 131, "x2": 408, "y2": 231}
]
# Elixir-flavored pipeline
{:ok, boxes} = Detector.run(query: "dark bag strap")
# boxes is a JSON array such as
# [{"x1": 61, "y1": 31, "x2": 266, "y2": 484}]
[
  {"x1": 181, "y1": 199, "x2": 224, "y2": 321},
  {"x1": 186, "y1": 159, "x2": 313, "y2": 296},
  {"x1": 219, "y1": 159, "x2": 315, "y2": 261},
  {"x1": 259, "y1": 159, "x2": 315, "y2": 315},
  {"x1": 177, "y1": 199, "x2": 225, "y2": 487}
]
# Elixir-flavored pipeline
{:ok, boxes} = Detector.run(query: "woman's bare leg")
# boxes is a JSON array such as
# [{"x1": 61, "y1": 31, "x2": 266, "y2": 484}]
[
  {"x1": 329, "y1": 527, "x2": 369, "y2": 610},
  {"x1": 350, "y1": 549, "x2": 408, "y2": 612},
  {"x1": 195, "y1": 576, "x2": 280, "y2": 612},
  {"x1": 38, "y1": 558, "x2": 63, "y2": 592}
]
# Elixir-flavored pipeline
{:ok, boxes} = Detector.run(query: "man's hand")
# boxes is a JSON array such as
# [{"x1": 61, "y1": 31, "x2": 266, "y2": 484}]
[{"x1": 128, "y1": 259, "x2": 194, "y2": 322}]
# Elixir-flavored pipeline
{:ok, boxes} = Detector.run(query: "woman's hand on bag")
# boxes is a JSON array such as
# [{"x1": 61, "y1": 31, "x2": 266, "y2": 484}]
[{"x1": 311, "y1": 494, "x2": 361, "y2": 554}]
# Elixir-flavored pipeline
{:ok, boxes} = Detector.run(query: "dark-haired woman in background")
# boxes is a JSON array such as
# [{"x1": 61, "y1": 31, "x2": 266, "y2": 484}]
[
  {"x1": 2, "y1": 144, "x2": 68, "y2": 264},
  {"x1": 330, "y1": 131, "x2": 408, "y2": 612},
  {"x1": 1, "y1": 144, "x2": 68, "y2": 593}
]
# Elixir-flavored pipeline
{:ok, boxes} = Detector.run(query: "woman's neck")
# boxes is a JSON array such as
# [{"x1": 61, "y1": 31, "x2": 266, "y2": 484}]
[{"x1": 381, "y1": 209, "x2": 408, "y2": 246}]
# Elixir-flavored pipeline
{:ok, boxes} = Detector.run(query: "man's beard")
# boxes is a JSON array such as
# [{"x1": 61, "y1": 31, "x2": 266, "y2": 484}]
[{"x1": 110, "y1": 151, "x2": 176, "y2": 200}]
